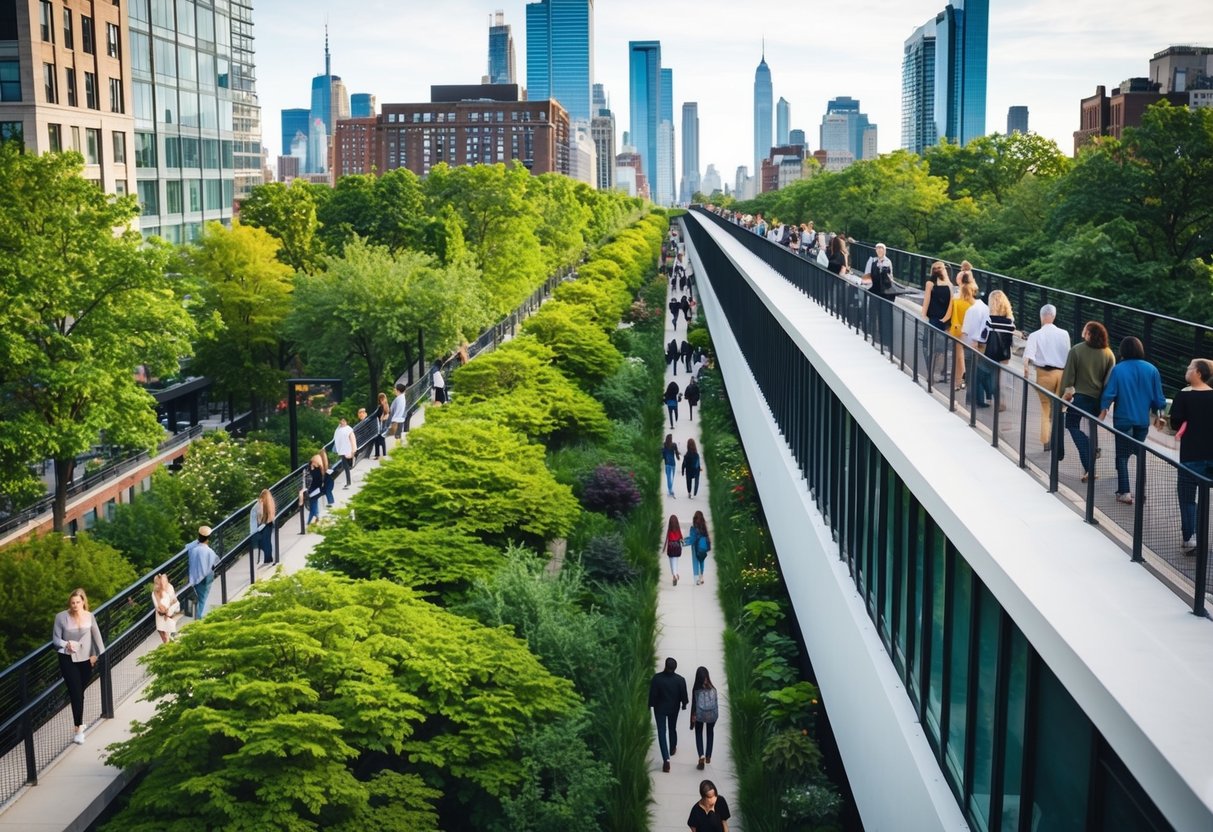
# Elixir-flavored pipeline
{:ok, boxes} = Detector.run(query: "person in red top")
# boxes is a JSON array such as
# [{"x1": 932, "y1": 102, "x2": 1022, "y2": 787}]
[{"x1": 665, "y1": 514, "x2": 685, "y2": 585}]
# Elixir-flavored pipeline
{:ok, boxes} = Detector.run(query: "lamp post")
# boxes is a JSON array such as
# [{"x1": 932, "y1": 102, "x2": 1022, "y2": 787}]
[{"x1": 285, "y1": 378, "x2": 344, "y2": 470}]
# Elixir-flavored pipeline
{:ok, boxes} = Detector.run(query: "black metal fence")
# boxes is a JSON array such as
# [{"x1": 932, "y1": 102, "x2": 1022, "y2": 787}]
[
  {"x1": 0, "y1": 264, "x2": 569, "y2": 811},
  {"x1": 687, "y1": 207, "x2": 1213, "y2": 617}
]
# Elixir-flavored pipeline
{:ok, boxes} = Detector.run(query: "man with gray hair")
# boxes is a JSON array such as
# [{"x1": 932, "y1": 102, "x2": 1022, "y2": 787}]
[{"x1": 1022, "y1": 304, "x2": 1071, "y2": 450}]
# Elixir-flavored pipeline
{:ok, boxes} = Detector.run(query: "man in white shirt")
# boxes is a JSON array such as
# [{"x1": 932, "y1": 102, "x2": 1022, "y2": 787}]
[
  {"x1": 332, "y1": 417, "x2": 356, "y2": 489},
  {"x1": 432, "y1": 366, "x2": 447, "y2": 405},
  {"x1": 861, "y1": 244, "x2": 897, "y2": 345},
  {"x1": 1021, "y1": 304, "x2": 1072, "y2": 450},
  {"x1": 388, "y1": 382, "x2": 408, "y2": 446},
  {"x1": 961, "y1": 295, "x2": 992, "y2": 407}
]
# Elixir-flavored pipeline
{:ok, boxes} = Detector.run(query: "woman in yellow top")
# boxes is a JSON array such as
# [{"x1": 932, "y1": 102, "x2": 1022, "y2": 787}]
[{"x1": 950, "y1": 279, "x2": 978, "y2": 388}]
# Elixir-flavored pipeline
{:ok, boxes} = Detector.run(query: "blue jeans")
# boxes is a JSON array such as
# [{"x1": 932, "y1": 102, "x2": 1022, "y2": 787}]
[
  {"x1": 654, "y1": 710, "x2": 679, "y2": 762},
  {"x1": 259, "y1": 524, "x2": 274, "y2": 563},
  {"x1": 1113, "y1": 423, "x2": 1148, "y2": 495},
  {"x1": 1065, "y1": 394, "x2": 1100, "y2": 474},
  {"x1": 307, "y1": 494, "x2": 321, "y2": 524},
  {"x1": 665, "y1": 463, "x2": 675, "y2": 495},
  {"x1": 1178, "y1": 460, "x2": 1213, "y2": 541},
  {"x1": 666, "y1": 401, "x2": 678, "y2": 427},
  {"x1": 194, "y1": 574, "x2": 214, "y2": 619},
  {"x1": 692, "y1": 553, "x2": 706, "y2": 579}
]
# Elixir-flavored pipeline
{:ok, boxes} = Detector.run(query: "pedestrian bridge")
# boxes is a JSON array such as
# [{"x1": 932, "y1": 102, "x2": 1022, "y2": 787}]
[{"x1": 680, "y1": 208, "x2": 1213, "y2": 832}]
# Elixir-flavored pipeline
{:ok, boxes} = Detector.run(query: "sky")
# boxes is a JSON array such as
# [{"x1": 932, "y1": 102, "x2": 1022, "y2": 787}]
[{"x1": 254, "y1": 0, "x2": 1213, "y2": 184}]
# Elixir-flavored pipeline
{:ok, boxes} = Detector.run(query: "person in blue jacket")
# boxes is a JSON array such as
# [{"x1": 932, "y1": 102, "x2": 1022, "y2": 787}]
[
  {"x1": 1099, "y1": 336, "x2": 1166, "y2": 505},
  {"x1": 662, "y1": 434, "x2": 681, "y2": 497}
]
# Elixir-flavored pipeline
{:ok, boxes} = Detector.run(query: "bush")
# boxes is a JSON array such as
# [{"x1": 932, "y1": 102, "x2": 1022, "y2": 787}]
[
  {"x1": 594, "y1": 359, "x2": 651, "y2": 424},
  {"x1": 580, "y1": 464, "x2": 642, "y2": 518},
  {"x1": 0, "y1": 534, "x2": 138, "y2": 665},
  {"x1": 576, "y1": 532, "x2": 639, "y2": 585},
  {"x1": 90, "y1": 470, "x2": 188, "y2": 572},
  {"x1": 172, "y1": 432, "x2": 291, "y2": 532},
  {"x1": 251, "y1": 406, "x2": 338, "y2": 450},
  {"x1": 521, "y1": 301, "x2": 624, "y2": 387}
]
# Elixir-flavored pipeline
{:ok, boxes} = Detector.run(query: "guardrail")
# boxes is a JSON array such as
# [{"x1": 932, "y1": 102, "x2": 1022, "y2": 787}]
[
  {"x1": 688, "y1": 207, "x2": 1213, "y2": 617},
  {"x1": 0, "y1": 261, "x2": 572, "y2": 811}
]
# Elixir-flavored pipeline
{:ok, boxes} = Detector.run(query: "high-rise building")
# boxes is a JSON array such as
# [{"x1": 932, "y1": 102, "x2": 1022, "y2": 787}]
[
  {"x1": 1148, "y1": 45, "x2": 1213, "y2": 93},
  {"x1": 590, "y1": 107, "x2": 615, "y2": 190},
  {"x1": 754, "y1": 47, "x2": 772, "y2": 179},
  {"x1": 735, "y1": 165, "x2": 753, "y2": 201},
  {"x1": 776, "y1": 96, "x2": 790, "y2": 146},
  {"x1": 350, "y1": 94, "x2": 377, "y2": 119},
  {"x1": 228, "y1": 2, "x2": 262, "y2": 202},
  {"x1": 487, "y1": 10, "x2": 516, "y2": 85},
  {"x1": 862, "y1": 125, "x2": 878, "y2": 160},
  {"x1": 0, "y1": 0, "x2": 136, "y2": 197},
  {"x1": 568, "y1": 120, "x2": 596, "y2": 185},
  {"x1": 282, "y1": 108, "x2": 310, "y2": 158},
  {"x1": 819, "y1": 96, "x2": 874, "y2": 163},
  {"x1": 902, "y1": 0, "x2": 988, "y2": 153},
  {"x1": 277, "y1": 154, "x2": 300, "y2": 183},
  {"x1": 308, "y1": 30, "x2": 349, "y2": 174},
  {"x1": 592, "y1": 82, "x2": 607, "y2": 113},
  {"x1": 628, "y1": 40, "x2": 660, "y2": 194},
  {"x1": 332, "y1": 116, "x2": 376, "y2": 178},
  {"x1": 525, "y1": 0, "x2": 593, "y2": 123},
  {"x1": 615, "y1": 142, "x2": 647, "y2": 199},
  {"x1": 701, "y1": 164, "x2": 722, "y2": 198},
  {"x1": 655, "y1": 66, "x2": 674, "y2": 206},
  {"x1": 789, "y1": 128, "x2": 806, "y2": 149},
  {"x1": 1006, "y1": 105, "x2": 1028, "y2": 134},
  {"x1": 679, "y1": 102, "x2": 699, "y2": 203}
]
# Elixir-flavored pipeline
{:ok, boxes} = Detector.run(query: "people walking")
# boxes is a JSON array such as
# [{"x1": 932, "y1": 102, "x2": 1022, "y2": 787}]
[
  {"x1": 151, "y1": 573, "x2": 180, "y2": 644},
  {"x1": 687, "y1": 511, "x2": 711, "y2": 584},
  {"x1": 186, "y1": 526, "x2": 220, "y2": 619},
  {"x1": 662, "y1": 434, "x2": 681, "y2": 497},
  {"x1": 665, "y1": 514, "x2": 685, "y2": 585},
  {"x1": 682, "y1": 438, "x2": 703, "y2": 498},
  {"x1": 685, "y1": 379, "x2": 701, "y2": 421},
  {"x1": 1099, "y1": 337, "x2": 1165, "y2": 505},
  {"x1": 319, "y1": 448, "x2": 337, "y2": 506},
  {"x1": 1169, "y1": 359, "x2": 1213, "y2": 554},
  {"x1": 687, "y1": 779, "x2": 731, "y2": 832},
  {"x1": 388, "y1": 382, "x2": 408, "y2": 446},
  {"x1": 667, "y1": 339, "x2": 681, "y2": 375},
  {"x1": 961, "y1": 293, "x2": 992, "y2": 407},
  {"x1": 248, "y1": 488, "x2": 276, "y2": 564},
  {"x1": 371, "y1": 392, "x2": 390, "y2": 459},
  {"x1": 690, "y1": 666, "x2": 719, "y2": 769},
  {"x1": 665, "y1": 381, "x2": 681, "y2": 429},
  {"x1": 920, "y1": 261, "x2": 954, "y2": 382},
  {"x1": 680, "y1": 339, "x2": 693, "y2": 373},
  {"x1": 304, "y1": 455, "x2": 324, "y2": 526},
  {"x1": 670, "y1": 296, "x2": 682, "y2": 330},
  {"x1": 861, "y1": 243, "x2": 897, "y2": 345},
  {"x1": 52, "y1": 588, "x2": 106, "y2": 745},
  {"x1": 332, "y1": 417, "x2": 356, "y2": 489},
  {"x1": 681, "y1": 294, "x2": 692, "y2": 323},
  {"x1": 1022, "y1": 305, "x2": 1071, "y2": 451},
  {"x1": 648, "y1": 657, "x2": 688, "y2": 772},
  {"x1": 950, "y1": 279, "x2": 977, "y2": 388},
  {"x1": 1061, "y1": 321, "x2": 1115, "y2": 482},
  {"x1": 432, "y1": 365, "x2": 447, "y2": 405},
  {"x1": 984, "y1": 290, "x2": 1016, "y2": 410}
]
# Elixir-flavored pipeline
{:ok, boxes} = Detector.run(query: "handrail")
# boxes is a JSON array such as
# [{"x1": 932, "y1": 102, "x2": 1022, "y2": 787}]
[
  {"x1": 688, "y1": 206, "x2": 1213, "y2": 617},
  {"x1": 0, "y1": 256, "x2": 576, "y2": 809}
]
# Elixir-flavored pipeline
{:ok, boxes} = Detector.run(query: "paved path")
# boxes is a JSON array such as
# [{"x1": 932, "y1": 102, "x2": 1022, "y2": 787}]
[
  {"x1": 649, "y1": 237, "x2": 741, "y2": 832},
  {"x1": 0, "y1": 410, "x2": 429, "y2": 832}
]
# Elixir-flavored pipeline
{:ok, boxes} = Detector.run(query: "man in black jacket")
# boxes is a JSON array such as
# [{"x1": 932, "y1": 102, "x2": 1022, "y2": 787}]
[{"x1": 648, "y1": 657, "x2": 688, "y2": 772}]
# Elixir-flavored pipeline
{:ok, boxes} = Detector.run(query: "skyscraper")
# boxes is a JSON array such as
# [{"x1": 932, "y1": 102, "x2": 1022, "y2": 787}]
[
  {"x1": 593, "y1": 83, "x2": 607, "y2": 113},
  {"x1": 819, "y1": 96, "x2": 874, "y2": 163},
  {"x1": 902, "y1": 0, "x2": 988, "y2": 152},
  {"x1": 350, "y1": 94, "x2": 377, "y2": 119},
  {"x1": 776, "y1": 97, "x2": 790, "y2": 146},
  {"x1": 591, "y1": 107, "x2": 615, "y2": 191},
  {"x1": 656, "y1": 67, "x2": 674, "y2": 206},
  {"x1": 1006, "y1": 105, "x2": 1028, "y2": 134},
  {"x1": 309, "y1": 30, "x2": 349, "y2": 174},
  {"x1": 628, "y1": 40, "x2": 660, "y2": 194},
  {"x1": 789, "y1": 128, "x2": 807, "y2": 149},
  {"x1": 701, "y1": 164, "x2": 722, "y2": 198},
  {"x1": 754, "y1": 47, "x2": 772, "y2": 179},
  {"x1": 680, "y1": 102, "x2": 700, "y2": 203},
  {"x1": 488, "y1": 11, "x2": 516, "y2": 85},
  {"x1": 525, "y1": 0, "x2": 594, "y2": 123},
  {"x1": 282, "y1": 108, "x2": 310, "y2": 158}
]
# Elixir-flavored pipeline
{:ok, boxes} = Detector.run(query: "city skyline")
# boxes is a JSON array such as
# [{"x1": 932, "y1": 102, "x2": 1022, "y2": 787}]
[{"x1": 255, "y1": 0, "x2": 1213, "y2": 189}]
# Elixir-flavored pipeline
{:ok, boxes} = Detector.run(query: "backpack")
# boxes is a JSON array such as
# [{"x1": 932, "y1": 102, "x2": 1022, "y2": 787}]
[
  {"x1": 694, "y1": 687, "x2": 719, "y2": 723},
  {"x1": 666, "y1": 535, "x2": 682, "y2": 557},
  {"x1": 696, "y1": 533, "x2": 710, "y2": 557}
]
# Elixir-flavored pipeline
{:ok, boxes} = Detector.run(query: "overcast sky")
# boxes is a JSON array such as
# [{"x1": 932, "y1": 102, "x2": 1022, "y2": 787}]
[{"x1": 254, "y1": 0, "x2": 1213, "y2": 182}]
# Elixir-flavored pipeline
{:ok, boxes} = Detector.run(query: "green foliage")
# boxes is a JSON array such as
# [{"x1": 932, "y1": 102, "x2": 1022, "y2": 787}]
[
  {"x1": 781, "y1": 784, "x2": 844, "y2": 827},
  {"x1": 521, "y1": 300, "x2": 625, "y2": 387},
  {"x1": 90, "y1": 469, "x2": 188, "y2": 571},
  {"x1": 350, "y1": 417, "x2": 580, "y2": 545},
  {"x1": 171, "y1": 431, "x2": 290, "y2": 532},
  {"x1": 250, "y1": 406, "x2": 338, "y2": 451},
  {"x1": 762, "y1": 728, "x2": 826, "y2": 778},
  {"x1": 103, "y1": 571, "x2": 578, "y2": 831},
  {"x1": 239, "y1": 179, "x2": 321, "y2": 273},
  {"x1": 0, "y1": 534, "x2": 137, "y2": 665},
  {"x1": 575, "y1": 532, "x2": 640, "y2": 585},
  {"x1": 593, "y1": 358, "x2": 654, "y2": 423},
  {"x1": 552, "y1": 275, "x2": 632, "y2": 330},
  {"x1": 687, "y1": 325, "x2": 713, "y2": 355},
  {"x1": 742, "y1": 599, "x2": 787, "y2": 631}
]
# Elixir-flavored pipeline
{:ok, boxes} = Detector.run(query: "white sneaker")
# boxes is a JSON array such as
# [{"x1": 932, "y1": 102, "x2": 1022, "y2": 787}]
[
  {"x1": 1182, "y1": 538, "x2": 1196, "y2": 554},
  {"x1": 72, "y1": 731, "x2": 85, "y2": 745}
]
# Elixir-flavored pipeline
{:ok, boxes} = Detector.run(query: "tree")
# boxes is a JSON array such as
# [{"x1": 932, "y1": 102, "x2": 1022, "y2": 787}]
[
  {"x1": 521, "y1": 301, "x2": 625, "y2": 387},
  {"x1": 529, "y1": 173, "x2": 592, "y2": 267},
  {"x1": 0, "y1": 147, "x2": 195, "y2": 530},
  {"x1": 181, "y1": 222, "x2": 294, "y2": 425},
  {"x1": 103, "y1": 571, "x2": 579, "y2": 831},
  {"x1": 239, "y1": 179, "x2": 320, "y2": 273},
  {"x1": 925, "y1": 132, "x2": 1070, "y2": 204}
]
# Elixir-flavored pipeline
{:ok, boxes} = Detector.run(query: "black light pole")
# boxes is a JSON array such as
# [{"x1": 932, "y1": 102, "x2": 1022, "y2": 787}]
[{"x1": 285, "y1": 378, "x2": 344, "y2": 470}]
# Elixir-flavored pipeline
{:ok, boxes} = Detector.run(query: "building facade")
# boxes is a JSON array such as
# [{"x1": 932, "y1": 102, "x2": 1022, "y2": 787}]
[
  {"x1": 590, "y1": 107, "x2": 614, "y2": 190},
  {"x1": 753, "y1": 47, "x2": 771, "y2": 180},
  {"x1": 902, "y1": 0, "x2": 987, "y2": 153},
  {"x1": 1073, "y1": 79, "x2": 1188, "y2": 155},
  {"x1": 1006, "y1": 105, "x2": 1028, "y2": 134},
  {"x1": 788, "y1": 127, "x2": 806, "y2": 149},
  {"x1": 281, "y1": 106, "x2": 308, "y2": 159},
  {"x1": 1149, "y1": 45, "x2": 1213, "y2": 93},
  {"x1": 276, "y1": 153, "x2": 299, "y2": 182},
  {"x1": 901, "y1": 19, "x2": 937, "y2": 154},
  {"x1": 350, "y1": 93, "x2": 375, "y2": 119},
  {"x1": 775, "y1": 95, "x2": 789, "y2": 146},
  {"x1": 679, "y1": 101, "x2": 698, "y2": 203},
  {"x1": 332, "y1": 115, "x2": 375, "y2": 178},
  {"x1": 655, "y1": 65, "x2": 673, "y2": 206},
  {"x1": 700, "y1": 163, "x2": 721, "y2": 197},
  {"x1": 525, "y1": 0, "x2": 593, "y2": 123},
  {"x1": 820, "y1": 95, "x2": 873, "y2": 163},
  {"x1": 627, "y1": 39, "x2": 659, "y2": 195},
  {"x1": 487, "y1": 10, "x2": 515, "y2": 85},
  {"x1": 614, "y1": 143, "x2": 646, "y2": 199}
]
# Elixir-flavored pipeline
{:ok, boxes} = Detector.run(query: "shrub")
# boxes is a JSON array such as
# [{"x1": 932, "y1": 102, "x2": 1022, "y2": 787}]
[
  {"x1": 781, "y1": 783, "x2": 843, "y2": 827},
  {"x1": 593, "y1": 359, "x2": 651, "y2": 423},
  {"x1": 250, "y1": 406, "x2": 338, "y2": 449},
  {"x1": 91, "y1": 469, "x2": 188, "y2": 571},
  {"x1": 552, "y1": 277, "x2": 631, "y2": 330},
  {"x1": 687, "y1": 325, "x2": 713, "y2": 355},
  {"x1": 521, "y1": 301, "x2": 624, "y2": 387},
  {"x1": 762, "y1": 729, "x2": 825, "y2": 779},
  {"x1": 172, "y1": 432, "x2": 291, "y2": 532},
  {"x1": 580, "y1": 464, "x2": 642, "y2": 518},
  {"x1": 764, "y1": 680, "x2": 821, "y2": 731},
  {"x1": 577, "y1": 532, "x2": 640, "y2": 585}
]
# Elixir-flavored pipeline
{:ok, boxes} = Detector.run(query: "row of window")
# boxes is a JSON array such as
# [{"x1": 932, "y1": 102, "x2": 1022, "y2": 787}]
[
  {"x1": 40, "y1": 2, "x2": 121, "y2": 59},
  {"x1": 131, "y1": 0, "x2": 233, "y2": 51},
  {"x1": 42, "y1": 63, "x2": 124, "y2": 113},
  {"x1": 132, "y1": 131, "x2": 236, "y2": 171},
  {"x1": 132, "y1": 81, "x2": 233, "y2": 131},
  {"x1": 383, "y1": 110, "x2": 551, "y2": 125},
  {"x1": 45, "y1": 124, "x2": 127, "y2": 167},
  {"x1": 686, "y1": 216, "x2": 1171, "y2": 832},
  {"x1": 135, "y1": 176, "x2": 233, "y2": 217}
]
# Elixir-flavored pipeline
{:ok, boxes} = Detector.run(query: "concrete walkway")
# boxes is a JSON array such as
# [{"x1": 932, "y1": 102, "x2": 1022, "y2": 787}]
[
  {"x1": 0, "y1": 409, "x2": 429, "y2": 832},
  {"x1": 649, "y1": 237, "x2": 741, "y2": 832}
]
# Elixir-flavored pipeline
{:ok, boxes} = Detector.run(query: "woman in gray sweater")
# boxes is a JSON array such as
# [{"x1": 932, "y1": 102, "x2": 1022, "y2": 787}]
[{"x1": 52, "y1": 588, "x2": 106, "y2": 745}]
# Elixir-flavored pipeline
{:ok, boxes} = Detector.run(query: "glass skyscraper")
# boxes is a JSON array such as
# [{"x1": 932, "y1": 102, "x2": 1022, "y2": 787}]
[
  {"x1": 487, "y1": 11, "x2": 515, "y2": 85},
  {"x1": 525, "y1": 0, "x2": 593, "y2": 123},
  {"x1": 680, "y1": 102, "x2": 699, "y2": 204},
  {"x1": 902, "y1": 0, "x2": 987, "y2": 153},
  {"x1": 901, "y1": 19, "x2": 937, "y2": 153},
  {"x1": 655, "y1": 66, "x2": 673, "y2": 206},
  {"x1": 628, "y1": 40, "x2": 660, "y2": 193},
  {"x1": 753, "y1": 49, "x2": 772, "y2": 179},
  {"x1": 350, "y1": 93, "x2": 376, "y2": 119},
  {"x1": 776, "y1": 97, "x2": 790, "y2": 146},
  {"x1": 281, "y1": 107, "x2": 309, "y2": 158}
]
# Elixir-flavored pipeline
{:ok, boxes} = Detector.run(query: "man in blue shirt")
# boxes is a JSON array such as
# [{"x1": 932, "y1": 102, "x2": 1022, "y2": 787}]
[
  {"x1": 187, "y1": 525, "x2": 221, "y2": 619},
  {"x1": 1099, "y1": 337, "x2": 1166, "y2": 504}
]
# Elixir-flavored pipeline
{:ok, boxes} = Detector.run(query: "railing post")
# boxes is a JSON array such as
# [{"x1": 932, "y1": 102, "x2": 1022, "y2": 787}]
[
  {"x1": 248, "y1": 541, "x2": 255, "y2": 587},
  {"x1": 1131, "y1": 450, "x2": 1147, "y2": 562},
  {"x1": 99, "y1": 650, "x2": 114, "y2": 718},
  {"x1": 1194, "y1": 483, "x2": 1210, "y2": 617},
  {"x1": 1085, "y1": 417, "x2": 1099, "y2": 524},
  {"x1": 1049, "y1": 400, "x2": 1063, "y2": 493},
  {"x1": 991, "y1": 365, "x2": 1001, "y2": 447},
  {"x1": 1018, "y1": 377, "x2": 1029, "y2": 466},
  {"x1": 22, "y1": 713, "x2": 37, "y2": 786}
]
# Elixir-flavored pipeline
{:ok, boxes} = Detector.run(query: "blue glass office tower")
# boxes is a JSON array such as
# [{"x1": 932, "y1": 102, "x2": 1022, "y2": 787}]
[
  {"x1": 488, "y1": 11, "x2": 515, "y2": 85},
  {"x1": 902, "y1": 0, "x2": 986, "y2": 152},
  {"x1": 350, "y1": 94, "x2": 375, "y2": 119},
  {"x1": 628, "y1": 40, "x2": 660, "y2": 192},
  {"x1": 282, "y1": 108, "x2": 309, "y2": 157},
  {"x1": 525, "y1": 0, "x2": 593, "y2": 123},
  {"x1": 753, "y1": 48, "x2": 772, "y2": 180}
]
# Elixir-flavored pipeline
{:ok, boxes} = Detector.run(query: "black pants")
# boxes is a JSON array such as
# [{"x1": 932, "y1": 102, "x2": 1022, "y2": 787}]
[
  {"x1": 695, "y1": 720, "x2": 715, "y2": 758},
  {"x1": 58, "y1": 652, "x2": 92, "y2": 727},
  {"x1": 685, "y1": 468, "x2": 700, "y2": 496},
  {"x1": 371, "y1": 433, "x2": 386, "y2": 458}
]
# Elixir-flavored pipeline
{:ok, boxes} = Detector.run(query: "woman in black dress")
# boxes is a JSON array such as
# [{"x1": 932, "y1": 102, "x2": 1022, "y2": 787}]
[
  {"x1": 920, "y1": 260, "x2": 954, "y2": 381},
  {"x1": 687, "y1": 779, "x2": 731, "y2": 832}
]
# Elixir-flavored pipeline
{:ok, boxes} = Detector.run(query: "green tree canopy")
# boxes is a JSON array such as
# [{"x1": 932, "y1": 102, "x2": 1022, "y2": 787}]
[
  {"x1": 925, "y1": 132, "x2": 1071, "y2": 204},
  {"x1": 238, "y1": 179, "x2": 320, "y2": 273},
  {"x1": 521, "y1": 301, "x2": 625, "y2": 386}
]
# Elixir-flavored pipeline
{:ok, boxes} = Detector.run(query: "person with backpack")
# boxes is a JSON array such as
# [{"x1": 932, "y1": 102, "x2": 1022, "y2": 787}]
[
  {"x1": 662, "y1": 434, "x2": 681, "y2": 497},
  {"x1": 690, "y1": 666, "x2": 720, "y2": 771},
  {"x1": 686, "y1": 511, "x2": 711, "y2": 585},
  {"x1": 664, "y1": 514, "x2": 685, "y2": 585},
  {"x1": 682, "y1": 438, "x2": 703, "y2": 498}
]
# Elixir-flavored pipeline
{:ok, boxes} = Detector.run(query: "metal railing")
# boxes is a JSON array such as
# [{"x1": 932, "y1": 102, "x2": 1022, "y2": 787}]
[
  {"x1": 688, "y1": 207, "x2": 1213, "y2": 617},
  {"x1": 0, "y1": 262, "x2": 571, "y2": 811}
]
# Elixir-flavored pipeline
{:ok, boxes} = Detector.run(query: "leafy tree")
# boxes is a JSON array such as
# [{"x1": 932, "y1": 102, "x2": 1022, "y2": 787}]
[
  {"x1": 925, "y1": 132, "x2": 1071, "y2": 204},
  {"x1": 182, "y1": 222, "x2": 294, "y2": 426},
  {"x1": 0, "y1": 147, "x2": 195, "y2": 530},
  {"x1": 104, "y1": 571, "x2": 579, "y2": 831},
  {"x1": 171, "y1": 431, "x2": 290, "y2": 533},
  {"x1": 529, "y1": 173, "x2": 592, "y2": 267},
  {"x1": 239, "y1": 179, "x2": 320, "y2": 273},
  {"x1": 90, "y1": 469, "x2": 188, "y2": 572},
  {"x1": 349, "y1": 417, "x2": 579, "y2": 546},
  {"x1": 0, "y1": 533, "x2": 137, "y2": 664},
  {"x1": 522, "y1": 301, "x2": 625, "y2": 386},
  {"x1": 553, "y1": 275, "x2": 632, "y2": 329},
  {"x1": 314, "y1": 173, "x2": 380, "y2": 253}
]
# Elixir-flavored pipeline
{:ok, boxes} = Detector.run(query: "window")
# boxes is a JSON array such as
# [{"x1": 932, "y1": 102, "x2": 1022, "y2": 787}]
[
  {"x1": 81, "y1": 16, "x2": 95, "y2": 54},
  {"x1": 131, "y1": 32, "x2": 151, "y2": 74},
  {"x1": 0, "y1": 60, "x2": 19, "y2": 102},
  {"x1": 176, "y1": 0, "x2": 196, "y2": 36},
  {"x1": 133, "y1": 81, "x2": 153, "y2": 121},
  {"x1": 112, "y1": 131, "x2": 126, "y2": 164},
  {"x1": 70, "y1": 125, "x2": 81, "y2": 151},
  {"x1": 65, "y1": 69, "x2": 76, "y2": 106},
  {"x1": 40, "y1": 1, "x2": 53, "y2": 42},
  {"x1": 202, "y1": 138, "x2": 219, "y2": 169},
  {"x1": 48, "y1": 123, "x2": 62, "y2": 152},
  {"x1": 164, "y1": 136, "x2": 180, "y2": 167},
  {"x1": 106, "y1": 23, "x2": 120, "y2": 58},
  {"x1": 151, "y1": 0, "x2": 173, "y2": 29},
  {"x1": 84, "y1": 72, "x2": 98, "y2": 109},
  {"x1": 134, "y1": 131, "x2": 156, "y2": 167},
  {"x1": 0, "y1": 121, "x2": 22, "y2": 148},
  {"x1": 165, "y1": 179, "x2": 183, "y2": 213},
  {"x1": 186, "y1": 178, "x2": 202, "y2": 212},
  {"x1": 180, "y1": 137, "x2": 199, "y2": 167},
  {"x1": 137, "y1": 180, "x2": 159, "y2": 216},
  {"x1": 63, "y1": 8, "x2": 73, "y2": 49},
  {"x1": 85, "y1": 128, "x2": 100, "y2": 164},
  {"x1": 204, "y1": 178, "x2": 223, "y2": 210},
  {"x1": 109, "y1": 77, "x2": 124, "y2": 113},
  {"x1": 43, "y1": 63, "x2": 57, "y2": 104}
]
